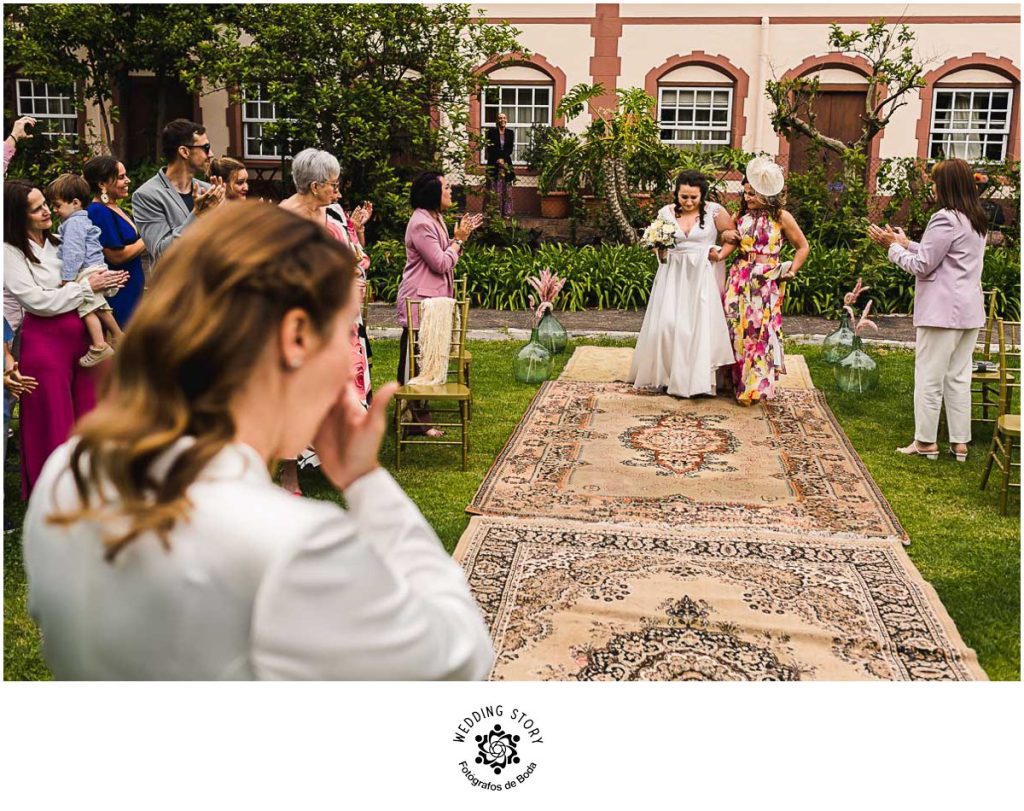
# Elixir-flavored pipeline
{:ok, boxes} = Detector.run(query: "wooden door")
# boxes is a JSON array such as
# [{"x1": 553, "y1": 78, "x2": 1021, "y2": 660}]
[
  {"x1": 121, "y1": 76, "x2": 195, "y2": 166},
  {"x1": 787, "y1": 87, "x2": 867, "y2": 178}
]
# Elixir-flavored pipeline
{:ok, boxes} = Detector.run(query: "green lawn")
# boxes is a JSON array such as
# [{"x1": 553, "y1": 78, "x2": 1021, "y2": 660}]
[{"x1": 4, "y1": 338, "x2": 1019, "y2": 680}]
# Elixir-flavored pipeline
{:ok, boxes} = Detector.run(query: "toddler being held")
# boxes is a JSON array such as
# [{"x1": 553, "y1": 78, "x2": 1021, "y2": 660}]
[{"x1": 45, "y1": 173, "x2": 124, "y2": 367}]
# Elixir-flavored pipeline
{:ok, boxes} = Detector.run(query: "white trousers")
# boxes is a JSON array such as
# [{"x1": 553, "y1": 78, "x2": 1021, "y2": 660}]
[{"x1": 914, "y1": 326, "x2": 980, "y2": 444}]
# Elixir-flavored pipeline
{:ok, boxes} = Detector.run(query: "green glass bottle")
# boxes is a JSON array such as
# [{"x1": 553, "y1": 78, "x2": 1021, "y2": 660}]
[
  {"x1": 513, "y1": 327, "x2": 553, "y2": 384},
  {"x1": 835, "y1": 335, "x2": 879, "y2": 393}
]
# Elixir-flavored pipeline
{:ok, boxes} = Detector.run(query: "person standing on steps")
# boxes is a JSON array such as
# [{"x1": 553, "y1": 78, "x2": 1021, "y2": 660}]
[{"x1": 485, "y1": 112, "x2": 516, "y2": 217}]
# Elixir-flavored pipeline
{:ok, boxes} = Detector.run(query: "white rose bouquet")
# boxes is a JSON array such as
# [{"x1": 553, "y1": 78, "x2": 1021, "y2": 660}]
[{"x1": 639, "y1": 218, "x2": 677, "y2": 263}]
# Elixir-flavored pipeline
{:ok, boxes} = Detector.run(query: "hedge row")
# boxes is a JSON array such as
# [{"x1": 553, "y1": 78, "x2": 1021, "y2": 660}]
[{"x1": 366, "y1": 240, "x2": 1020, "y2": 319}]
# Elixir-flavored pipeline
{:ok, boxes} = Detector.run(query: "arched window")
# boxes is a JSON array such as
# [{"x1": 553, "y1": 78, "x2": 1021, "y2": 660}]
[
  {"x1": 645, "y1": 53, "x2": 749, "y2": 152},
  {"x1": 656, "y1": 65, "x2": 733, "y2": 150},
  {"x1": 479, "y1": 65, "x2": 554, "y2": 165},
  {"x1": 929, "y1": 69, "x2": 1015, "y2": 161}
]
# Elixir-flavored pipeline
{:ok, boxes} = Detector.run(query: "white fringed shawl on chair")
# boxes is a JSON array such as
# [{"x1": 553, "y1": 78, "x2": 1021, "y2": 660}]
[{"x1": 407, "y1": 297, "x2": 459, "y2": 386}]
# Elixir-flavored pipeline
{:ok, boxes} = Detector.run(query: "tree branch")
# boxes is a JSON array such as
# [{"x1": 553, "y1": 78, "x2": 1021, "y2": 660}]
[{"x1": 777, "y1": 113, "x2": 850, "y2": 154}]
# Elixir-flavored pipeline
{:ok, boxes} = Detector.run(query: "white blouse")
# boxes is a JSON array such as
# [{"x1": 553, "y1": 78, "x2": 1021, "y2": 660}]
[
  {"x1": 24, "y1": 439, "x2": 495, "y2": 680},
  {"x1": 4, "y1": 238, "x2": 87, "y2": 316}
]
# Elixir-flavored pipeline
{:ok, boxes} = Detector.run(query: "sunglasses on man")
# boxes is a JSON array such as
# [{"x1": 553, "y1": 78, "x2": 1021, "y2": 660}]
[{"x1": 187, "y1": 143, "x2": 212, "y2": 154}]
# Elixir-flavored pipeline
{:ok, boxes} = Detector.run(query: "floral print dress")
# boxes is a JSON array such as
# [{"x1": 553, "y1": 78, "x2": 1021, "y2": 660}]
[{"x1": 723, "y1": 211, "x2": 787, "y2": 404}]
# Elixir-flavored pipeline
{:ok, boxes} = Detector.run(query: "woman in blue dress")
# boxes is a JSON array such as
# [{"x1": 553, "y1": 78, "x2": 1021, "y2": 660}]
[{"x1": 84, "y1": 156, "x2": 147, "y2": 325}]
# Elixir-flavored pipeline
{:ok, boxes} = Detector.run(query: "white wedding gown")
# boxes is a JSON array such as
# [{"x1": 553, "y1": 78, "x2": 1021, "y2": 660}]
[{"x1": 627, "y1": 203, "x2": 735, "y2": 397}]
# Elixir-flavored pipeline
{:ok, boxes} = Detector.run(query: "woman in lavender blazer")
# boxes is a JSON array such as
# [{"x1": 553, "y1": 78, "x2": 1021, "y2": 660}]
[
  {"x1": 396, "y1": 171, "x2": 481, "y2": 377},
  {"x1": 868, "y1": 158, "x2": 988, "y2": 462}
]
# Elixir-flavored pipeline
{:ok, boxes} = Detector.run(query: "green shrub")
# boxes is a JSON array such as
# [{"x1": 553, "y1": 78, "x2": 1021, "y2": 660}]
[
  {"x1": 367, "y1": 241, "x2": 658, "y2": 311},
  {"x1": 369, "y1": 239, "x2": 1019, "y2": 320}
]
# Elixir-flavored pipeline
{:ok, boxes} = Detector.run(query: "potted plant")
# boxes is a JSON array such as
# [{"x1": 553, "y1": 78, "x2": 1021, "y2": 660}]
[{"x1": 524, "y1": 124, "x2": 577, "y2": 218}]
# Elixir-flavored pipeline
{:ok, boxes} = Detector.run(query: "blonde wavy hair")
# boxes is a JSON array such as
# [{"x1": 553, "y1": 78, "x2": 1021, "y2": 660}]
[{"x1": 49, "y1": 202, "x2": 357, "y2": 560}]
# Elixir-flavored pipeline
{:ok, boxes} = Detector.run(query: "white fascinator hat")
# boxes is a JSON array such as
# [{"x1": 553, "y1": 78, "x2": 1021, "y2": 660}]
[{"x1": 745, "y1": 156, "x2": 785, "y2": 197}]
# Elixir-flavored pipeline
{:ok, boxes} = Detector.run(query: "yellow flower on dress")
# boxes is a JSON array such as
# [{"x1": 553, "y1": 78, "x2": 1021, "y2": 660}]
[{"x1": 740, "y1": 235, "x2": 755, "y2": 254}]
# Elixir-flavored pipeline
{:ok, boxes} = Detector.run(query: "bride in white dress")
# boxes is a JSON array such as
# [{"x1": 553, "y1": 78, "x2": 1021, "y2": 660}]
[{"x1": 627, "y1": 170, "x2": 737, "y2": 397}]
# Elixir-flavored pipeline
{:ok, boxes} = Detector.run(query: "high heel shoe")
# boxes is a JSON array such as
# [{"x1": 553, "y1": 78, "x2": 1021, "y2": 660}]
[
  {"x1": 896, "y1": 442, "x2": 939, "y2": 460},
  {"x1": 949, "y1": 446, "x2": 969, "y2": 463}
]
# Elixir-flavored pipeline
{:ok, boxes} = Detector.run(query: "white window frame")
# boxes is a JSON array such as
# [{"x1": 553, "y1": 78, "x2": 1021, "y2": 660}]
[
  {"x1": 657, "y1": 85, "x2": 733, "y2": 150},
  {"x1": 15, "y1": 79, "x2": 78, "y2": 147},
  {"x1": 479, "y1": 83, "x2": 553, "y2": 165},
  {"x1": 242, "y1": 87, "x2": 284, "y2": 160},
  {"x1": 929, "y1": 87, "x2": 1014, "y2": 163}
]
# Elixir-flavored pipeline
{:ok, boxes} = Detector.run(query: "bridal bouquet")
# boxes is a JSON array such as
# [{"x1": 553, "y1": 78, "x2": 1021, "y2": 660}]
[{"x1": 639, "y1": 218, "x2": 677, "y2": 262}]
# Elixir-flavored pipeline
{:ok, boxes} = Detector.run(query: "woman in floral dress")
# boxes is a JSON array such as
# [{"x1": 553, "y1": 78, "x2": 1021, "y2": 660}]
[{"x1": 721, "y1": 158, "x2": 809, "y2": 405}]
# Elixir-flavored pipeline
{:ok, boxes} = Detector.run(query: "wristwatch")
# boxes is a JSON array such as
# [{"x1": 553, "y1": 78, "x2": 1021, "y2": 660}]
[{"x1": 452, "y1": 238, "x2": 464, "y2": 250}]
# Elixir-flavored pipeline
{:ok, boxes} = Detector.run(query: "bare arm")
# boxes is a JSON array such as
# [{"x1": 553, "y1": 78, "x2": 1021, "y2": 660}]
[
  {"x1": 712, "y1": 206, "x2": 738, "y2": 261},
  {"x1": 103, "y1": 238, "x2": 146, "y2": 265},
  {"x1": 779, "y1": 210, "x2": 809, "y2": 276}
]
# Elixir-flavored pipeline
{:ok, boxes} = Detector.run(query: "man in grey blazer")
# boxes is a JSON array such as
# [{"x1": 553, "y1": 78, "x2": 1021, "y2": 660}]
[{"x1": 132, "y1": 118, "x2": 225, "y2": 262}]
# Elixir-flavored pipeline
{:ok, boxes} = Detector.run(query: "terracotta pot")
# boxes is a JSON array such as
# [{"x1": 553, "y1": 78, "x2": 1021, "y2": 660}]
[
  {"x1": 539, "y1": 191, "x2": 570, "y2": 219},
  {"x1": 582, "y1": 194, "x2": 604, "y2": 216}
]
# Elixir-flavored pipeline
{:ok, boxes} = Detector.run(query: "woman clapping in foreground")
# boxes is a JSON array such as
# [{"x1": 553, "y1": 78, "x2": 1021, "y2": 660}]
[{"x1": 23, "y1": 203, "x2": 493, "y2": 680}]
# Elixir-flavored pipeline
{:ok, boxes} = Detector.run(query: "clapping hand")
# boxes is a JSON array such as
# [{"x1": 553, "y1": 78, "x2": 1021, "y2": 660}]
[
  {"x1": 351, "y1": 201, "x2": 374, "y2": 228},
  {"x1": 88, "y1": 269, "x2": 130, "y2": 292},
  {"x1": 867, "y1": 223, "x2": 909, "y2": 250},
  {"x1": 194, "y1": 178, "x2": 225, "y2": 214},
  {"x1": 454, "y1": 213, "x2": 484, "y2": 242}
]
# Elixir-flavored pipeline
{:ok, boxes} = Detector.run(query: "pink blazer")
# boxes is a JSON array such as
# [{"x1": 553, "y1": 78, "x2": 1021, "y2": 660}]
[
  {"x1": 887, "y1": 209, "x2": 986, "y2": 330},
  {"x1": 396, "y1": 208, "x2": 459, "y2": 327}
]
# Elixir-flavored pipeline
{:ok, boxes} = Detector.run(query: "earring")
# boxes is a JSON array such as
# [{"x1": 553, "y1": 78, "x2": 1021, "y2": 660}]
[
  {"x1": 100, "y1": 189, "x2": 110, "y2": 204},
  {"x1": 289, "y1": 358, "x2": 302, "y2": 369}
]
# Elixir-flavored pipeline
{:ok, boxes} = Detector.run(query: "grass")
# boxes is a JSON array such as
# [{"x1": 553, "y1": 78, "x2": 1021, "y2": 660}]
[{"x1": 4, "y1": 337, "x2": 1019, "y2": 680}]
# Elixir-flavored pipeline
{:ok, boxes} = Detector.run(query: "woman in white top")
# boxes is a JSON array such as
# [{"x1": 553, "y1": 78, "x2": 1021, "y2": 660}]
[
  {"x1": 23, "y1": 202, "x2": 494, "y2": 680},
  {"x1": 627, "y1": 170, "x2": 737, "y2": 397},
  {"x1": 3, "y1": 180, "x2": 128, "y2": 497}
]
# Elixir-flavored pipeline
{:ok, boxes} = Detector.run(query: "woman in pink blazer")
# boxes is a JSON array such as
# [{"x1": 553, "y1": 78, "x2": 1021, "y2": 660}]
[
  {"x1": 868, "y1": 158, "x2": 988, "y2": 462},
  {"x1": 396, "y1": 172, "x2": 481, "y2": 434}
]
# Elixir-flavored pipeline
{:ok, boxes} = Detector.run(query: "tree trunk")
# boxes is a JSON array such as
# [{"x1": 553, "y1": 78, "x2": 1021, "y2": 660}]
[
  {"x1": 601, "y1": 154, "x2": 637, "y2": 245},
  {"x1": 154, "y1": 73, "x2": 168, "y2": 163}
]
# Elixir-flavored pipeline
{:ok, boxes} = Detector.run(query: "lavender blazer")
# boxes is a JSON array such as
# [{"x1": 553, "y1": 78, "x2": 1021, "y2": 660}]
[
  {"x1": 396, "y1": 208, "x2": 460, "y2": 328},
  {"x1": 887, "y1": 209, "x2": 987, "y2": 330}
]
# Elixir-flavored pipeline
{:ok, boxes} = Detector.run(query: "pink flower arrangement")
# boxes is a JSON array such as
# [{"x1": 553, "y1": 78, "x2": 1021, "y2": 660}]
[
  {"x1": 843, "y1": 277, "x2": 878, "y2": 337},
  {"x1": 844, "y1": 299, "x2": 879, "y2": 337},
  {"x1": 526, "y1": 268, "x2": 566, "y2": 325},
  {"x1": 843, "y1": 277, "x2": 870, "y2": 308}
]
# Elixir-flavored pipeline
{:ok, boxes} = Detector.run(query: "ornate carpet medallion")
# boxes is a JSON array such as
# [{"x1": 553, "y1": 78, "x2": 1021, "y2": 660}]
[
  {"x1": 468, "y1": 382, "x2": 906, "y2": 542},
  {"x1": 455, "y1": 518, "x2": 985, "y2": 681}
]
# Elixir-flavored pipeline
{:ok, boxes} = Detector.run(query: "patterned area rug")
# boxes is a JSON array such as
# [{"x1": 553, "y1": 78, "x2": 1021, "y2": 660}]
[
  {"x1": 558, "y1": 346, "x2": 814, "y2": 391},
  {"x1": 468, "y1": 382, "x2": 906, "y2": 541},
  {"x1": 455, "y1": 517, "x2": 985, "y2": 681}
]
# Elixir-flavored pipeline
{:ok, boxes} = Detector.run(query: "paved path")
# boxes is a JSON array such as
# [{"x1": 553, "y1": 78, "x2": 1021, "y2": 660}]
[{"x1": 366, "y1": 303, "x2": 918, "y2": 345}]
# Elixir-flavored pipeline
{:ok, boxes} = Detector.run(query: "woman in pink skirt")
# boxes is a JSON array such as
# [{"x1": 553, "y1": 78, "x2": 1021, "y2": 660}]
[{"x1": 3, "y1": 180, "x2": 128, "y2": 496}]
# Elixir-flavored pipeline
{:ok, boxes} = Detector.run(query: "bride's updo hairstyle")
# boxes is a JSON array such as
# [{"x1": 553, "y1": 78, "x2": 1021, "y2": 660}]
[
  {"x1": 672, "y1": 169, "x2": 710, "y2": 229},
  {"x1": 50, "y1": 202, "x2": 357, "y2": 560}
]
